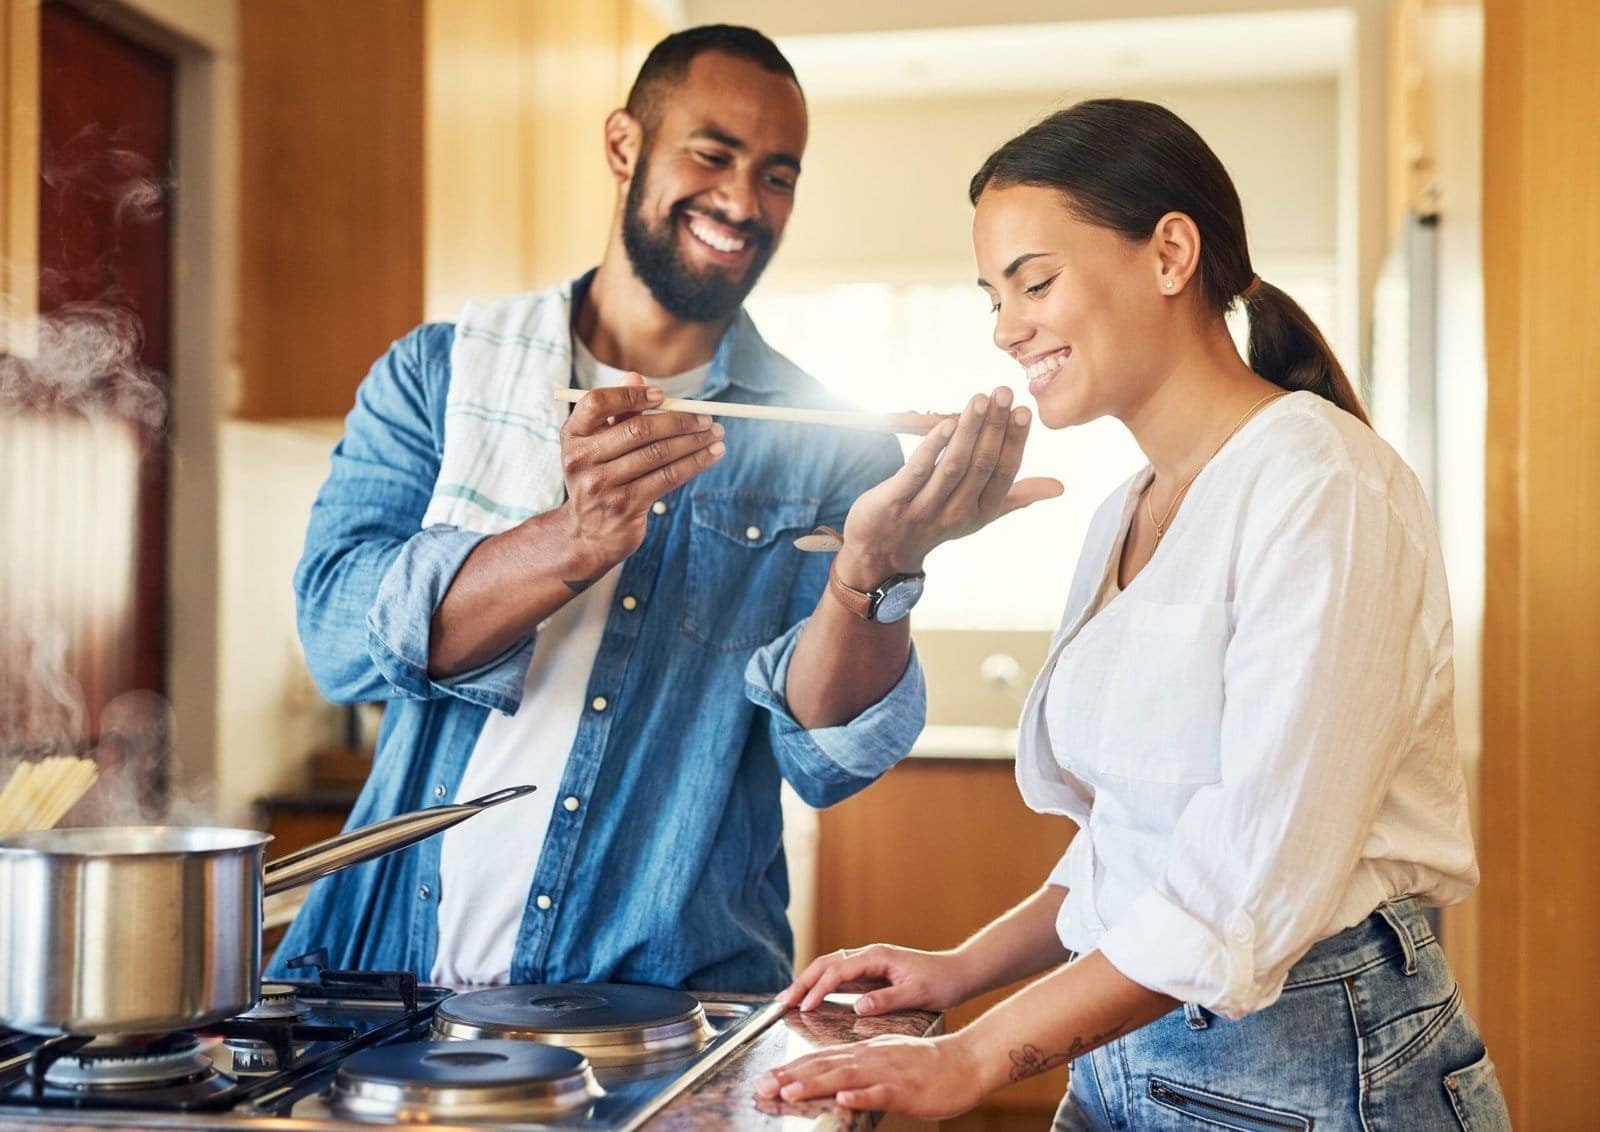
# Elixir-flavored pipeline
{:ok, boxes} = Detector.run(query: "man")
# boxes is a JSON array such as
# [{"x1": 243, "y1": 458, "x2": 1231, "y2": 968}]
[{"x1": 274, "y1": 25, "x2": 1056, "y2": 992}]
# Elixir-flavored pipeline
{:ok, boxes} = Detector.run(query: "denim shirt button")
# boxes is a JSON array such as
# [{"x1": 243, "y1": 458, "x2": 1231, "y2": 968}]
[
  {"x1": 563, "y1": 796, "x2": 581, "y2": 812},
  {"x1": 535, "y1": 894, "x2": 553, "y2": 911},
  {"x1": 433, "y1": 784, "x2": 446, "y2": 799},
  {"x1": 591, "y1": 695, "x2": 609, "y2": 712},
  {"x1": 620, "y1": 595, "x2": 638, "y2": 611},
  {"x1": 651, "y1": 500, "x2": 669, "y2": 516},
  {"x1": 744, "y1": 525, "x2": 762, "y2": 541},
  {"x1": 418, "y1": 885, "x2": 431, "y2": 901}
]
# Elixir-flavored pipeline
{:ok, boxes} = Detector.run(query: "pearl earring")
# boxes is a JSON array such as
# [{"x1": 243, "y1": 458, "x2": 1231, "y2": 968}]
[{"x1": 1163, "y1": 280, "x2": 1175, "y2": 290}]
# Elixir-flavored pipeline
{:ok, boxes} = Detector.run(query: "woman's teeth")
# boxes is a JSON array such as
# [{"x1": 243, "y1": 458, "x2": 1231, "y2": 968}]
[
  {"x1": 1025, "y1": 350, "x2": 1069, "y2": 381},
  {"x1": 687, "y1": 216, "x2": 747, "y2": 254}
]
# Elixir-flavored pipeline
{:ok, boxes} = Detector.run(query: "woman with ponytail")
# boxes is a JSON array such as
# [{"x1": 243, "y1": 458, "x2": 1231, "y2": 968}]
[{"x1": 758, "y1": 100, "x2": 1508, "y2": 1129}]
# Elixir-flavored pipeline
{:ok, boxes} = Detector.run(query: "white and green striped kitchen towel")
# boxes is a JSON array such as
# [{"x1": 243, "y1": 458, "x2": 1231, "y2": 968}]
[{"x1": 422, "y1": 281, "x2": 576, "y2": 535}]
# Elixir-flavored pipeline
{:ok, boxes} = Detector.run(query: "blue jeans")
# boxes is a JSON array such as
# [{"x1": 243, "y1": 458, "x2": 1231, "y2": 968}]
[{"x1": 1054, "y1": 898, "x2": 1510, "y2": 1131}]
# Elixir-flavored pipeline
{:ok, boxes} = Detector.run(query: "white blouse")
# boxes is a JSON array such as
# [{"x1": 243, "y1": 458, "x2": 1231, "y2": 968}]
[{"x1": 1015, "y1": 392, "x2": 1477, "y2": 1019}]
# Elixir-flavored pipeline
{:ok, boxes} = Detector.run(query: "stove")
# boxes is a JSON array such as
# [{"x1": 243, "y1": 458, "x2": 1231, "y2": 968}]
[{"x1": 0, "y1": 964, "x2": 782, "y2": 1129}]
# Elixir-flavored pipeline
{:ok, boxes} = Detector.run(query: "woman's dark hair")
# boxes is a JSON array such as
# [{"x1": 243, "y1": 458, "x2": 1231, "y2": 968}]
[{"x1": 969, "y1": 99, "x2": 1368, "y2": 425}]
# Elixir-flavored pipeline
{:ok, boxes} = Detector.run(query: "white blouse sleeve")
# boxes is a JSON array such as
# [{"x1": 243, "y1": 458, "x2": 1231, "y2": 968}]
[{"x1": 1095, "y1": 468, "x2": 1439, "y2": 1018}]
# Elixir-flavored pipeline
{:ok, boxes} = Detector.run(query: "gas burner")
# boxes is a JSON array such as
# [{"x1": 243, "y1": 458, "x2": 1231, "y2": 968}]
[
  {"x1": 216, "y1": 1044, "x2": 275, "y2": 1077},
  {"x1": 236, "y1": 982, "x2": 304, "y2": 1021},
  {"x1": 431, "y1": 984, "x2": 714, "y2": 1065},
  {"x1": 326, "y1": 1040, "x2": 602, "y2": 1123},
  {"x1": 42, "y1": 1033, "x2": 217, "y2": 1092},
  {"x1": 216, "y1": 1033, "x2": 301, "y2": 1078}
]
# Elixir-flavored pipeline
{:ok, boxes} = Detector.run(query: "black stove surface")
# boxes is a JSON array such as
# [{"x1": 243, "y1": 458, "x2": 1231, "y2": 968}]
[
  {"x1": 0, "y1": 973, "x2": 785, "y2": 1130},
  {"x1": 0, "y1": 968, "x2": 448, "y2": 1117}
]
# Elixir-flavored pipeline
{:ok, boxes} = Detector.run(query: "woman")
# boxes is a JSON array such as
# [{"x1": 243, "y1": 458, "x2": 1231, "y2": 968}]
[{"x1": 755, "y1": 99, "x2": 1510, "y2": 1130}]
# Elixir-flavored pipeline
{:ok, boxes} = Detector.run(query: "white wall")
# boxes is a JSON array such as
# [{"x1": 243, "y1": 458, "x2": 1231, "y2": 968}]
[
  {"x1": 215, "y1": 420, "x2": 346, "y2": 824},
  {"x1": 1421, "y1": 0, "x2": 1485, "y2": 995},
  {"x1": 690, "y1": 0, "x2": 1370, "y2": 34},
  {"x1": 1426, "y1": 2, "x2": 1484, "y2": 790},
  {"x1": 770, "y1": 81, "x2": 1340, "y2": 285}
]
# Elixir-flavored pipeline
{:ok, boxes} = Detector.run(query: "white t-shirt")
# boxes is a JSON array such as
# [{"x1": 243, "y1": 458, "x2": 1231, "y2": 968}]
[{"x1": 431, "y1": 337, "x2": 709, "y2": 985}]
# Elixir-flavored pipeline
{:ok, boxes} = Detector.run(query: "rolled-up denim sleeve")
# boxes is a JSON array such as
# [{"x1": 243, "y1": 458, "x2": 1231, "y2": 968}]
[
  {"x1": 363, "y1": 528, "x2": 533, "y2": 713},
  {"x1": 744, "y1": 616, "x2": 926, "y2": 808},
  {"x1": 293, "y1": 323, "x2": 531, "y2": 715}
]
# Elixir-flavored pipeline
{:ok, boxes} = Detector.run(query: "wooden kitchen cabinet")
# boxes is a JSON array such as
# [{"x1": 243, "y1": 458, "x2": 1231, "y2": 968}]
[
  {"x1": 239, "y1": 0, "x2": 426, "y2": 419},
  {"x1": 239, "y1": 0, "x2": 669, "y2": 419},
  {"x1": 815, "y1": 758, "x2": 1076, "y2": 1128}
]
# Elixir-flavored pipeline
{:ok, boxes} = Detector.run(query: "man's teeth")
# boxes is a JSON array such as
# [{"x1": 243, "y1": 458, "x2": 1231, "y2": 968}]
[
  {"x1": 687, "y1": 216, "x2": 747, "y2": 254},
  {"x1": 1026, "y1": 351, "x2": 1069, "y2": 381}
]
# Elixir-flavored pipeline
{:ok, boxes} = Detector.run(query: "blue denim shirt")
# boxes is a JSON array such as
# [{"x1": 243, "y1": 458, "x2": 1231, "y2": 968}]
[{"x1": 270, "y1": 286, "x2": 925, "y2": 993}]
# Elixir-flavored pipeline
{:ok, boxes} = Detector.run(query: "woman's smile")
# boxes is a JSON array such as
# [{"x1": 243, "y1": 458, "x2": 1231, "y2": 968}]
[{"x1": 1022, "y1": 346, "x2": 1071, "y2": 394}]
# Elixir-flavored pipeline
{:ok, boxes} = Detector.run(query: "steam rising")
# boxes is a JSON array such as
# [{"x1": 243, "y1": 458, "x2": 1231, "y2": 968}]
[
  {"x1": 0, "y1": 302, "x2": 166, "y2": 429},
  {"x1": 0, "y1": 121, "x2": 187, "y2": 828},
  {"x1": 40, "y1": 126, "x2": 169, "y2": 228}
]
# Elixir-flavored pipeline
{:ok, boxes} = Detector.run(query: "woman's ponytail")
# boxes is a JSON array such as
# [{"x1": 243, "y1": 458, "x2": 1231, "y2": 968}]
[{"x1": 1243, "y1": 280, "x2": 1370, "y2": 425}]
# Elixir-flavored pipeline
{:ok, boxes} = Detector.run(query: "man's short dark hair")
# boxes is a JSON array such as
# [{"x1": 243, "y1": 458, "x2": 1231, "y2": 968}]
[{"x1": 625, "y1": 24, "x2": 802, "y2": 133}]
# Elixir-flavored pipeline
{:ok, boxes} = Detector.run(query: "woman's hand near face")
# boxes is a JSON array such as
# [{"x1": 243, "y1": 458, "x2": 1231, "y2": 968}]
[
  {"x1": 837, "y1": 386, "x2": 1063, "y2": 585},
  {"x1": 777, "y1": 943, "x2": 974, "y2": 1016},
  {"x1": 754, "y1": 1034, "x2": 986, "y2": 1119}
]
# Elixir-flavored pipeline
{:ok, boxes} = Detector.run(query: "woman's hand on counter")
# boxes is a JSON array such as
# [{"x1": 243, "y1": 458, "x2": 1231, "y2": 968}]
[
  {"x1": 777, "y1": 943, "x2": 974, "y2": 1015},
  {"x1": 754, "y1": 1033, "x2": 986, "y2": 1119}
]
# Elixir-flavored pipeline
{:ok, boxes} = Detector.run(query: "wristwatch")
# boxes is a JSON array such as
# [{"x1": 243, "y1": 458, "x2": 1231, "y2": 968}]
[{"x1": 828, "y1": 562, "x2": 926, "y2": 624}]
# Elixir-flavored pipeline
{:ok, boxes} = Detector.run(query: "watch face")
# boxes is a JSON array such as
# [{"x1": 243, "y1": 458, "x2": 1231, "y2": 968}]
[{"x1": 872, "y1": 575, "x2": 925, "y2": 623}]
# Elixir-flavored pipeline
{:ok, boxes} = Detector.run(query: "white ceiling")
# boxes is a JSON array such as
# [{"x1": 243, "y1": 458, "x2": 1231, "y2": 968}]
[{"x1": 775, "y1": 8, "x2": 1354, "y2": 102}]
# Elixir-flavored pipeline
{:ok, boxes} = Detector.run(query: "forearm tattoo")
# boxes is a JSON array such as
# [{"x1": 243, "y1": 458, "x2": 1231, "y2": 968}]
[
  {"x1": 1007, "y1": 1018, "x2": 1131, "y2": 1082},
  {"x1": 563, "y1": 577, "x2": 595, "y2": 594}
]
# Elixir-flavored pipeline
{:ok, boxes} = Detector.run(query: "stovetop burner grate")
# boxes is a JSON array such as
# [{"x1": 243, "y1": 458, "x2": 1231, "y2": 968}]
[{"x1": 0, "y1": 966, "x2": 447, "y2": 1115}]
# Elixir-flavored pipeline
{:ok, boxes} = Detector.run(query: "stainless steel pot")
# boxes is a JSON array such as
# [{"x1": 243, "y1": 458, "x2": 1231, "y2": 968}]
[{"x1": 0, "y1": 785, "x2": 533, "y2": 1036}]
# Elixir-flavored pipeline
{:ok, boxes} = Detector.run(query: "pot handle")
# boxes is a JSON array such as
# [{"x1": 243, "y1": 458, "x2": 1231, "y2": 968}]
[{"x1": 261, "y1": 784, "x2": 536, "y2": 897}]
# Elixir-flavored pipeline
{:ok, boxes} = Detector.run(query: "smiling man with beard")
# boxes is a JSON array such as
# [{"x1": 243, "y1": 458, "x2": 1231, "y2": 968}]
[{"x1": 274, "y1": 25, "x2": 1057, "y2": 992}]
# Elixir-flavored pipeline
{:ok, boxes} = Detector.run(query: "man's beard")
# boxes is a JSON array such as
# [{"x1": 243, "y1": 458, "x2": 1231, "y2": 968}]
[{"x1": 621, "y1": 151, "x2": 776, "y2": 324}]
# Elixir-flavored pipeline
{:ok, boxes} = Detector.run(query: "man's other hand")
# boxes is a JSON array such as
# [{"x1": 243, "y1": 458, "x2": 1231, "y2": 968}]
[{"x1": 558, "y1": 373, "x2": 724, "y2": 588}]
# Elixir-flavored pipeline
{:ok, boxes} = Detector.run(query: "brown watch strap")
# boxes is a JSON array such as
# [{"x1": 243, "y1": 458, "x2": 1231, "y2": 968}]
[{"x1": 827, "y1": 562, "x2": 875, "y2": 620}]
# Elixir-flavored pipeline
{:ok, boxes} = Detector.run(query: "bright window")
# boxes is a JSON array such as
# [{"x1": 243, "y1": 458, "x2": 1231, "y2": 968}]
[{"x1": 746, "y1": 260, "x2": 1337, "y2": 628}]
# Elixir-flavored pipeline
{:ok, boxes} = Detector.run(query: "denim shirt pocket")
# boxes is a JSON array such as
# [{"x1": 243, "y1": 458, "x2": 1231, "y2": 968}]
[{"x1": 681, "y1": 491, "x2": 819, "y2": 652}]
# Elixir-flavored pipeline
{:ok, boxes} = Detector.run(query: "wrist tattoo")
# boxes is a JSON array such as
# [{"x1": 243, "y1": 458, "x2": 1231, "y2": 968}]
[
  {"x1": 1007, "y1": 1018, "x2": 1130, "y2": 1082},
  {"x1": 563, "y1": 577, "x2": 594, "y2": 594}
]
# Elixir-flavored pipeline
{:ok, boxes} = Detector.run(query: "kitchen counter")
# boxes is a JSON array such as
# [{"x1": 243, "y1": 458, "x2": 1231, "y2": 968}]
[{"x1": 650, "y1": 993, "x2": 943, "y2": 1131}]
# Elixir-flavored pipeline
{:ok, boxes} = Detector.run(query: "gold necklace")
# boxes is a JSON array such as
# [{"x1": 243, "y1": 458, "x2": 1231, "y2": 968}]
[{"x1": 1145, "y1": 390, "x2": 1290, "y2": 542}]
